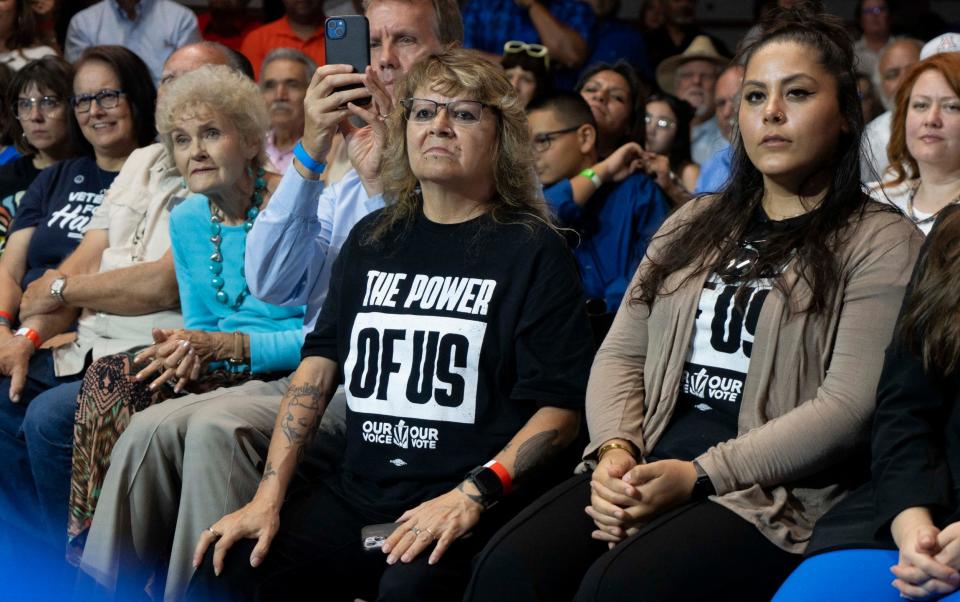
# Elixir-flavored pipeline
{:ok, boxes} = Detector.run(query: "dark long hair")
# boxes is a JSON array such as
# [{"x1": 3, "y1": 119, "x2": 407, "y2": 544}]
[
  {"x1": 576, "y1": 60, "x2": 648, "y2": 148},
  {"x1": 900, "y1": 209, "x2": 960, "y2": 374},
  {"x1": 634, "y1": 2, "x2": 871, "y2": 314},
  {"x1": 70, "y1": 46, "x2": 157, "y2": 156},
  {"x1": 4, "y1": 0, "x2": 41, "y2": 51},
  {"x1": 644, "y1": 92, "x2": 694, "y2": 170}
]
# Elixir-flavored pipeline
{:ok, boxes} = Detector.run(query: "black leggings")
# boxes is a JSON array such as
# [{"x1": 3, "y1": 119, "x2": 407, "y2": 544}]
[
  {"x1": 464, "y1": 472, "x2": 801, "y2": 602},
  {"x1": 185, "y1": 479, "x2": 522, "y2": 602}
]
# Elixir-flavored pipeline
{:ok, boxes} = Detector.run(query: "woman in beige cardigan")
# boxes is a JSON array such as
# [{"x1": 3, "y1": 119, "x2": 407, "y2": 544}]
[{"x1": 465, "y1": 5, "x2": 923, "y2": 602}]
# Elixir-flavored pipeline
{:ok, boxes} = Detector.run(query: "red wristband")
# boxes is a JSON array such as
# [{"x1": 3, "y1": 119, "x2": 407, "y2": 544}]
[
  {"x1": 0, "y1": 310, "x2": 13, "y2": 322},
  {"x1": 15, "y1": 327, "x2": 41, "y2": 350},
  {"x1": 484, "y1": 459, "x2": 512, "y2": 495}
]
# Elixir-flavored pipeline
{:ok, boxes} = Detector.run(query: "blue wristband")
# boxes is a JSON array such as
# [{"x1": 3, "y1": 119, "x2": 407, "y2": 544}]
[{"x1": 293, "y1": 140, "x2": 326, "y2": 174}]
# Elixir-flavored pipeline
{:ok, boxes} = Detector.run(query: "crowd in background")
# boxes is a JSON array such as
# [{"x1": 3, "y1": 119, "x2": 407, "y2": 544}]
[{"x1": 1, "y1": 0, "x2": 960, "y2": 601}]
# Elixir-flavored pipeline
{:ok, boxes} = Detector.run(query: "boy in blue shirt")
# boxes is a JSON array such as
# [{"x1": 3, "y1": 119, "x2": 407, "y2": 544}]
[{"x1": 529, "y1": 92, "x2": 670, "y2": 312}]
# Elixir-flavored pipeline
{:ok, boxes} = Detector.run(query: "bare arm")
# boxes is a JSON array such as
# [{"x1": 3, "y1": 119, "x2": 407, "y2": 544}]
[
  {"x1": 0, "y1": 228, "x2": 31, "y2": 337},
  {"x1": 194, "y1": 355, "x2": 339, "y2": 572},
  {"x1": 60, "y1": 248, "x2": 179, "y2": 315},
  {"x1": 521, "y1": 1, "x2": 589, "y2": 69},
  {"x1": 491, "y1": 406, "x2": 580, "y2": 485}
]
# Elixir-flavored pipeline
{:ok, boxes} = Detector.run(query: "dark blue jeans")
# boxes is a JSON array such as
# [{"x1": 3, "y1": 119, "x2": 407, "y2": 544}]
[{"x1": 0, "y1": 349, "x2": 83, "y2": 547}]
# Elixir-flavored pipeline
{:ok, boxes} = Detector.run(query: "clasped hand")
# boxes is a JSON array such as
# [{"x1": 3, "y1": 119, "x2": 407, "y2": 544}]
[
  {"x1": 133, "y1": 328, "x2": 222, "y2": 392},
  {"x1": 892, "y1": 521, "x2": 960, "y2": 600},
  {"x1": 586, "y1": 451, "x2": 696, "y2": 547}
]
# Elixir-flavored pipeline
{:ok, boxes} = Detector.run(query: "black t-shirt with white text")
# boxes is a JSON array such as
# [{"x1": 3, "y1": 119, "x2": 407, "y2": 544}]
[
  {"x1": 0, "y1": 155, "x2": 41, "y2": 254},
  {"x1": 301, "y1": 209, "x2": 594, "y2": 516},
  {"x1": 651, "y1": 206, "x2": 813, "y2": 461}
]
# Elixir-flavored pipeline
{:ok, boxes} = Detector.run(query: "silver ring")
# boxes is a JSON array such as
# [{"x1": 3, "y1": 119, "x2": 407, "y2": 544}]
[
  {"x1": 206, "y1": 527, "x2": 222, "y2": 538},
  {"x1": 410, "y1": 526, "x2": 422, "y2": 536}
]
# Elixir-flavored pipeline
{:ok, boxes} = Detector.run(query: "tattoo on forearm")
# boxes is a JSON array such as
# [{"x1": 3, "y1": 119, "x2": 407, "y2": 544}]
[
  {"x1": 261, "y1": 461, "x2": 277, "y2": 482},
  {"x1": 514, "y1": 429, "x2": 561, "y2": 479},
  {"x1": 457, "y1": 481, "x2": 485, "y2": 506},
  {"x1": 279, "y1": 384, "x2": 324, "y2": 456}
]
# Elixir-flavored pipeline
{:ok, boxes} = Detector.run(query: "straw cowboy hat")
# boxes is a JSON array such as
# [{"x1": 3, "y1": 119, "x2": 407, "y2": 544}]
[{"x1": 656, "y1": 35, "x2": 729, "y2": 95}]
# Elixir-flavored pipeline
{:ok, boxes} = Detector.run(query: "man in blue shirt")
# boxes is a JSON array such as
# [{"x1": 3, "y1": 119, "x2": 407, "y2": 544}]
[
  {"x1": 695, "y1": 63, "x2": 743, "y2": 194},
  {"x1": 65, "y1": 0, "x2": 201, "y2": 86},
  {"x1": 529, "y1": 92, "x2": 670, "y2": 312}
]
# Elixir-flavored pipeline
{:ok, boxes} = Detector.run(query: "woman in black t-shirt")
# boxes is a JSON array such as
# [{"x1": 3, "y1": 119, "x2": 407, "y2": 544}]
[
  {"x1": 0, "y1": 56, "x2": 81, "y2": 255},
  {"x1": 187, "y1": 49, "x2": 594, "y2": 602}
]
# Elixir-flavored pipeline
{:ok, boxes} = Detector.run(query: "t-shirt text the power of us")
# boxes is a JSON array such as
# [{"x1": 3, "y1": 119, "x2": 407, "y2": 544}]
[{"x1": 362, "y1": 270, "x2": 497, "y2": 316}]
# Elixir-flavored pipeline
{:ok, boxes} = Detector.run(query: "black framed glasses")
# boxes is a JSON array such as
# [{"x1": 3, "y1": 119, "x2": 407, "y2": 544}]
[
  {"x1": 13, "y1": 95, "x2": 64, "y2": 119},
  {"x1": 532, "y1": 125, "x2": 580, "y2": 152},
  {"x1": 70, "y1": 89, "x2": 124, "y2": 113},
  {"x1": 400, "y1": 98, "x2": 490, "y2": 125},
  {"x1": 645, "y1": 114, "x2": 676, "y2": 130}
]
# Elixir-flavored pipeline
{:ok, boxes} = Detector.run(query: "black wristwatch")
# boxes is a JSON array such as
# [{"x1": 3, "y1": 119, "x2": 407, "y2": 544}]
[
  {"x1": 464, "y1": 464, "x2": 505, "y2": 509},
  {"x1": 690, "y1": 460, "x2": 716, "y2": 501}
]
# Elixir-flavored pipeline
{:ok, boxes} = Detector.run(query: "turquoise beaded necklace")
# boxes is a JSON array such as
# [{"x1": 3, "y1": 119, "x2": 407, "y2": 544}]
[{"x1": 208, "y1": 167, "x2": 266, "y2": 309}]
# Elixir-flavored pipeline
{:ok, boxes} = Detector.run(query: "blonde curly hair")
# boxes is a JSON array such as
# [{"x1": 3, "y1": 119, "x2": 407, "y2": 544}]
[
  {"x1": 155, "y1": 65, "x2": 269, "y2": 168},
  {"x1": 369, "y1": 48, "x2": 547, "y2": 242}
]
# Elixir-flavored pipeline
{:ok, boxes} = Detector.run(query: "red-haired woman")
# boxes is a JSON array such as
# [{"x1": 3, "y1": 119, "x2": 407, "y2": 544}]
[{"x1": 870, "y1": 52, "x2": 960, "y2": 235}]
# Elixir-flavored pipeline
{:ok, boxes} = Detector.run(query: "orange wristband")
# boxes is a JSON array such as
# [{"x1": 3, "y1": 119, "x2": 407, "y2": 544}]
[
  {"x1": 0, "y1": 310, "x2": 13, "y2": 322},
  {"x1": 15, "y1": 327, "x2": 41, "y2": 350},
  {"x1": 484, "y1": 459, "x2": 512, "y2": 495}
]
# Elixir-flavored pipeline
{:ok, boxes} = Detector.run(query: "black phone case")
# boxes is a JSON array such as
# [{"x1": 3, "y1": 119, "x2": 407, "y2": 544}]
[{"x1": 325, "y1": 15, "x2": 371, "y2": 104}]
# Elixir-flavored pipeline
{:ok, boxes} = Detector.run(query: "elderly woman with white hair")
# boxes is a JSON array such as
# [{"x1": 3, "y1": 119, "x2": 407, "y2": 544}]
[{"x1": 64, "y1": 64, "x2": 305, "y2": 560}]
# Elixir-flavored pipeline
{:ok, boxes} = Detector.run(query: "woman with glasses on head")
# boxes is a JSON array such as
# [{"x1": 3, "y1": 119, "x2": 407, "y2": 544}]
[
  {"x1": 576, "y1": 61, "x2": 646, "y2": 160},
  {"x1": 642, "y1": 92, "x2": 697, "y2": 206},
  {"x1": 0, "y1": 56, "x2": 81, "y2": 255},
  {"x1": 185, "y1": 48, "x2": 594, "y2": 602},
  {"x1": 466, "y1": 4, "x2": 922, "y2": 601},
  {"x1": 501, "y1": 40, "x2": 553, "y2": 109}
]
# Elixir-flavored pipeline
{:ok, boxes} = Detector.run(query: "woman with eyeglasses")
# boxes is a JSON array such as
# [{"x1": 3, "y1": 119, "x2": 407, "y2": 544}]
[
  {"x1": 501, "y1": 40, "x2": 553, "y2": 109},
  {"x1": 642, "y1": 92, "x2": 698, "y2": 205},
  {"x1": 867, "y1": 53, "x2": 960, "y2": 236},
  {"x1": 0, "y1": 56, "x2": 81, "y2": 255},
  {"x1": 0, "y1": 45, "x2": 153, "y2": 488},
  {"x1": 465, "y1": 5, "x2": 922, "y2": 601},
  {"x1": 853, "y1": 0, "x2": 891, "y2": 88},
  {"x1": 576, "y1": 61, "x2": 646, "y2": 160},
  {"x1": 185, "y1": 48, "x2": 594, "y2": 602}
]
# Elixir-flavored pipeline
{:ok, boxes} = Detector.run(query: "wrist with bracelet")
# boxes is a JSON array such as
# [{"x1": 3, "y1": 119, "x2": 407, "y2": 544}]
[
  {"x1": 293, "y1": 140, "x2": 326, "y2": 175},
  {"x1": 0, "y1": 309, "x2": 14, "y2": 330},
  {"x1": 596, "y1": 441, "x2": 636, "y2": 462},
  {"x1": 463, "y1": 459, "x2": 512, "y2": 509},
  {"x1": 14, "y1": 327, "x2": 42, "y2": 350}
]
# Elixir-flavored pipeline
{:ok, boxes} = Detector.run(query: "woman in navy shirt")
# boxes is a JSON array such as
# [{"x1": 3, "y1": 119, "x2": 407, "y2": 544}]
[{"x1": 0, "y1": 45, "x2": 155, "y2": 408}]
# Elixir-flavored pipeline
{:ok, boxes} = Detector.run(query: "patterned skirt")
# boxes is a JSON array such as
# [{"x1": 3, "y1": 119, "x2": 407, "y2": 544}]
[{"x1": 66, "y1": 350, "x2": 250, "y2": 564}]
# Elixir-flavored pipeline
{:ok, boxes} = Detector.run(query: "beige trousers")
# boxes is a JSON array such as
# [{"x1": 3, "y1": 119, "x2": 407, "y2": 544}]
[{"x1": 78, "y1": 377, "x2": 347, "y2": 601}]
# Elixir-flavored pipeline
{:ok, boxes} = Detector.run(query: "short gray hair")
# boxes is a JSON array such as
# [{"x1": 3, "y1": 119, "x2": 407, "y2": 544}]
[
  {"x1": 362, "y1": 0, "x2": 463, "y2": 46},
  {"x1": 260, "y1": 48, "x2": 317, "y2": 83},
  {"x1": 156, "y1": 64, "x2": 269, "y2": 168}
]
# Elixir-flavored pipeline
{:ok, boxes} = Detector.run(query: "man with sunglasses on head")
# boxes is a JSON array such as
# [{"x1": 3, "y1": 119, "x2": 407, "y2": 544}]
[{"x1": 527, "y1": 91, "x2": 669, "y2": 314}]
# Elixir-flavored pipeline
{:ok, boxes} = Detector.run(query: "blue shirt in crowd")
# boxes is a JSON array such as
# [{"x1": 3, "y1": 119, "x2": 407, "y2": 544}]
[
  {"x1": 462, "y1": 0, "x2": 595, "y2": 89},
  {"x1": 10, "y1": 156, "x2": 116, "y2": 289},
  {"x1": 65, "y1": 0, "x2": 201, "y2": 85},
  {"x1": 691, "y1": 117, "x2": 727, "y2": 166},
  {"x1": 245, "y1": 168, "x2": 385, "y2": 336},
  {"x1": 695, "y1": 144, "x2": 733, "y2": 194},
  {"x1": 0, "y1": 146, "x2": 21, "y2": 167},
  {"x1": 584, "y1": 19, "x2": 653, "y2": 82},
  {"x1": 170, "y1": 194, "x2": 305, "y2": 374},
  {"x1": 544, "y1": 172, "x2": 670, "y2": 312}
]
